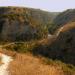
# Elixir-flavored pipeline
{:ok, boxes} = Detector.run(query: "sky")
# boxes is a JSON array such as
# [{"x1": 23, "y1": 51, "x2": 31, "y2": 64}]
[{"x1": 0, "y1": 0, "x2": 75, "y2": 12}]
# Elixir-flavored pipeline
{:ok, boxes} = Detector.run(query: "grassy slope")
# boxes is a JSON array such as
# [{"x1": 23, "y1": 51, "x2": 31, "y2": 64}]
[
  {"x1": 8, "y1": 53, "x2": 75, "y2": 75},
  {"x1": 0, "y1": 48, "x2": 75, "y2": 75},
  {"x1": 8, "y1": 53, "x2": 63, "y2": 75}
]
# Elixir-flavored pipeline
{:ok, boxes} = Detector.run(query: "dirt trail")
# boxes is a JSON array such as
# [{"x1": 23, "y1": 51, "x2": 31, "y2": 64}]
[{"x1": 0, "y1": 53, "x2": 13, "y2": 75}]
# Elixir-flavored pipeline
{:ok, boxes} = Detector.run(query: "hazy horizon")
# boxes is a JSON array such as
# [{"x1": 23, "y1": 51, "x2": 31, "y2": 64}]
[{"x1": 0, "y1": 0, "x2": 75, "y2": 12}]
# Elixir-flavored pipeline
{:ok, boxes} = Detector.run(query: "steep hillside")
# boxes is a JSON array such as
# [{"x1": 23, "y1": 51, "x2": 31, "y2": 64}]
[
  {"x1": 32, "y1": 22, "x2": 75, "y2": 65},
  {"x1": 53, "y1": 9, "x2": 75, "y2": 25},
  {"x1": 0, "y1": 6, "x2": 58, "y2": 42},
  {"x1": 49, "y1": 9, "x2": 75, "y2": 33}
]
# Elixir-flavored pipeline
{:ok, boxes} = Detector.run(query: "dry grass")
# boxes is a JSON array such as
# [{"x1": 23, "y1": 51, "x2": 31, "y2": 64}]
[
  {"x1": 55, "y1": 22, "x2": 75, "y2": 34},
  {"x1": 8, "y1": 53, "x2": 64, "y2": 75},
  {"x1": 0, "y1": 48, "x2": 75, "y2": 75},
  {"x1": 61, "y1": 22, "x2": 75, "y2": 32}
]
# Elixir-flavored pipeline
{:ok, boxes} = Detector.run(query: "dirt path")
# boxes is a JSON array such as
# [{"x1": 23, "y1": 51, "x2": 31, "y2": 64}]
[{"x1": 0, "y1": 53, "x2": 13, "y2": 75}]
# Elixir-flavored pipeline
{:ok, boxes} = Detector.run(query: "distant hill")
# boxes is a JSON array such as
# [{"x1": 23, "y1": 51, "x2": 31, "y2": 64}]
[
  {"x1": 49, "y1": 9, "x2": 75, "y2": 33},
  {"x1": 53, "y1": 9, "x2": 75, "y2": 26},
  {"x1": 0, "y1": 6, "x2": 58, "y2": 42}
]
